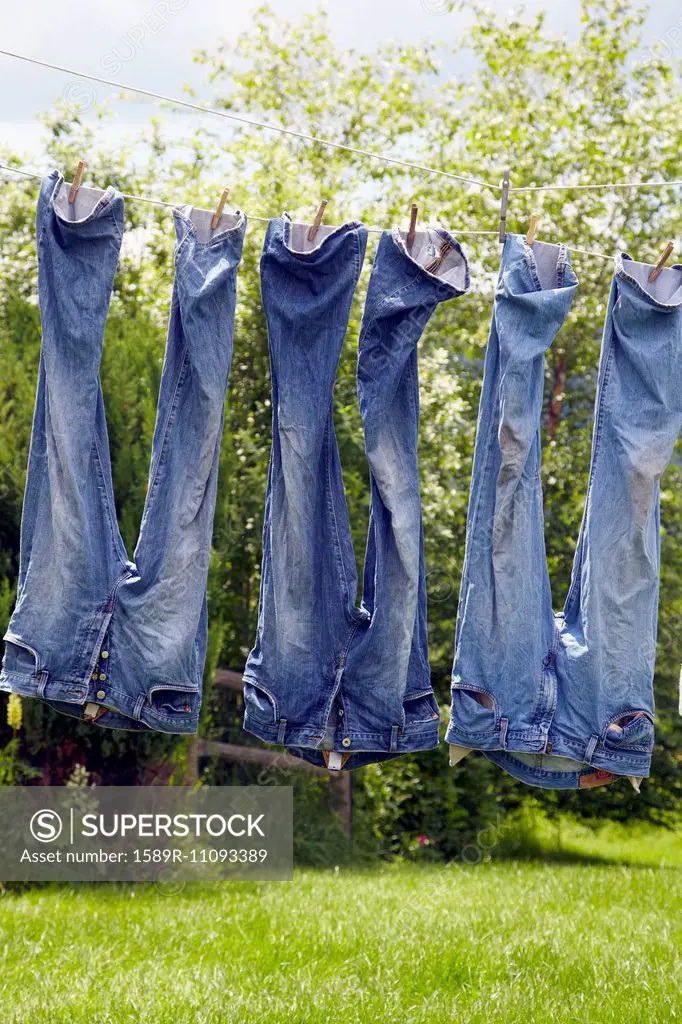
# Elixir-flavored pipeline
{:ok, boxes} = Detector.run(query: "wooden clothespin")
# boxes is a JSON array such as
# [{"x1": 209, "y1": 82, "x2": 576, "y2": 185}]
[
  {"x1": 406, "y1": 203, "x2": 418, "y2": 252},
  {"x1": 307, "y1": 200, "x2": 328, "y2": 242},
  {"x1": 526, "y1": 212, "x2": 540, "y2": 246},
  {"x1": 648, "y1": 241, "x2": 674, "y2": 283},
  {"x1": 68, "y1": 160, "x2": 86, "y2": 204},
  {"x1": 498, "y1": 168, "x2": 511, "y2": 243},
  {"x1": 211, "y1": 188, "x2": 230, "y2": 230}
]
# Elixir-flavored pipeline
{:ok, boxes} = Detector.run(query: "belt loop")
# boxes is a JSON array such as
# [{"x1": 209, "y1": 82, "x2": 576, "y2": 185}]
[
  {"x1": 277, "y1": 719, "x2": 287, "y2": 744},
  {"x1": 36, "y1": 674, "x2": 47, "y2": 698},
  {"x1": 585, "y1": 734, "x2": 599, "y2": 761},
  {"x1": 389, "y1": 724, "x2": 399, "y2": 752},
  {"x1": 132, "y1": 694, "x2": 145, "y2": 721},
  {"x1": 499, "y1": 717, "x2": 509, "y2": 749}
]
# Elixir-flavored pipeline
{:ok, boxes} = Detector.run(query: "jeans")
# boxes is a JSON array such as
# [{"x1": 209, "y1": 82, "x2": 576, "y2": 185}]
[
  {"x1": 0, "y1": 171, "x2": 246, "y2": 733},
  {"x1": 446, "y1": 234, "x2": 682, "y2": 789},
  {"x1": 243, "y1": 217, "x2": 470, "y2": 769}
]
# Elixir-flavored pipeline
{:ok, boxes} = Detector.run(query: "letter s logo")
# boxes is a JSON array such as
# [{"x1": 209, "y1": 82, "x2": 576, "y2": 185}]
[{"x1": 29, "y1": 809, "x2": 63, "y2": 843}]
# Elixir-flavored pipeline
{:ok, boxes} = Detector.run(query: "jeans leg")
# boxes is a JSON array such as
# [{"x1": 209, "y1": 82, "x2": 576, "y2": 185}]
[
  {"x1": 446, "y1": 235, "x2": 577, "y2": 750},
  {"x1": 2, "y1": 172, "x2": 125, "y2": 692},
  {"x1": 560, "y1": 255, "x2": 682, "y2": 775},
  {"x1": 243, "y1": 217, "x2": 368, "y2": 747},
  {"x1": 344, "y1": 228, "x2": 470, "y2": 752},
  {"x1": 115, "y1": 207, "x2": 246, "y2": 715}
]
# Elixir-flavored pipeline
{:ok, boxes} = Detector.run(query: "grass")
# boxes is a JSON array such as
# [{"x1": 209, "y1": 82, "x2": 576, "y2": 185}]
[{"x1": 0, "y1": 821, "x2": 681, "y2": 1023}]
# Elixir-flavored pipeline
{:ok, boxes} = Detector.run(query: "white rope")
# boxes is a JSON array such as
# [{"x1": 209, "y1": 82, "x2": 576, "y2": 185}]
[
  {"x1": 0, "y1": 162, "x2": 614, "y2": 254},
  {"x1": 0, "y1": 162, "x2": 615, "y2": 252},
  {"x1": 511, "y1": 180, "x2": 682, "y2": 193},
  {"x1": 0, "y1": 162, "x2": 501, "y2": 234},
  {"x1": 0, "y1": 49, "x2": 497, "y2": 193},
  {"x1": 2, "y1": 50, "x2": 681, "y2": 199}
]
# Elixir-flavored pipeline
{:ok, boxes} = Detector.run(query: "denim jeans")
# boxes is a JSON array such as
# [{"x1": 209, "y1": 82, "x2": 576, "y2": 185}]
[
  {"x1": 244, "y1": 217, "x2": 470, "y2": 769},
  {"x1": 446, "y1": 234, "x2": 682, "y2": 789},
  {"x1": 0, "y1": 171, "x2": 245, "y2": 733}
]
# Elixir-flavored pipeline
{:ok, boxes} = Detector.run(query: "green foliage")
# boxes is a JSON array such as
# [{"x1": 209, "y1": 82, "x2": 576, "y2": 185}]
[{"x1": 0, "y1": 1, "x2": 681, "y2": 849}]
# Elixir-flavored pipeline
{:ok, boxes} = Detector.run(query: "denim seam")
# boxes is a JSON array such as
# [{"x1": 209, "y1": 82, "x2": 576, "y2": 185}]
[
  {"x1": 92, "y1": 434, "x2": 130, "y2": 569},
  {"x1": 458, "y1": 343, "x2": 501, "y2": 600},
  {"x1": 140, "y1": 348, "x2": 190, "y2": 530},
  {"x1": 48, "y1": 175, "x2": 120, "y2": 235},
  {"x1": 324, "y1": 414, "x2": 356, "y2": 615},
  {"x1": 562, "y1": 325, "x2": 615, "y2": 612}
]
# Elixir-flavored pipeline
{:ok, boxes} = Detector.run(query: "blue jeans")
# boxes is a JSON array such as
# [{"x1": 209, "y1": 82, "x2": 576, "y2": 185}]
[
  {"x1": 0, "y1": 172, "x2": 245, "y2": 733},
  {"x1": 244, "y1": 217, "x2": 470, "y2": 769},
  {"x1": 446, "y1": 234, "x2": 682, "y2": 789}
]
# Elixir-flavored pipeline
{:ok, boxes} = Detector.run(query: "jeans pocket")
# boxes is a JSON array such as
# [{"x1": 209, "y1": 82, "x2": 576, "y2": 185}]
[
  {"x1": 604, "y1": 711, "x2": 654, "y2": 752},
  {"x1": 147, "y1": 684, "x2": 201, "y2": 719},
  {"x1": 402, "y1": 691, "x2": 440, "y2": 727},
  {"x1": 243, "y1": 680, "x2": 278, "y2": 725},
  {"x1": 3, "y1": 638, "x2": 40, "y2": 677},
  {"x1": 450, "y1": 684, "x2": 499, "y2": 734}
]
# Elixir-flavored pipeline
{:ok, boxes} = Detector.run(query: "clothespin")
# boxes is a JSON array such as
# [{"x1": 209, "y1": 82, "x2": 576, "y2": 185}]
[
  {"x1": 406, "y1": 202, "x2": 418, "y2": 252},
  {"x1": 526, "y1": 211, "x2": 540, "y2": 246},
  {"x1": 68, "y1": 159, "x2": 86, "y2": 204},
  {"x1": 211, "y1": 188, "x2": 230, "y2": 230},
  {"x1": 498, "y1": 169, "x2": 511, "y2": 243},
  {"x1": 648, "y1": 241, "x2": 674, "y2": 283},
  {"x1": 307, "y1": 199, "x2": 328, "y2": 242}
]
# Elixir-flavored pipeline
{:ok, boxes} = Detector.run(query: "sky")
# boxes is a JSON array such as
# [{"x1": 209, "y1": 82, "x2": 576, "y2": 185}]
[{"x1": 1, "y1": 0, "x2": 680, "y2": 162}]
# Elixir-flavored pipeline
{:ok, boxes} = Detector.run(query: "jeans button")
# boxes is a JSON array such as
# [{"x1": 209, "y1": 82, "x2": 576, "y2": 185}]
[
  {"x1": 342, "y1": 738, "x2": 351, "y2": 748},
  {"x1": 101, "y1": 651, "x2": 109, "y2": 659},
  {"x1": 96, "y1": 689, "x2": 106, "y2": 700}
]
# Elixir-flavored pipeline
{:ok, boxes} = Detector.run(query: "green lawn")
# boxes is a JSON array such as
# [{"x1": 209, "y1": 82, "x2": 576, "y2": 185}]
[{"x1": 1, "y1": 823, "x2": 681, "y2": 1023}]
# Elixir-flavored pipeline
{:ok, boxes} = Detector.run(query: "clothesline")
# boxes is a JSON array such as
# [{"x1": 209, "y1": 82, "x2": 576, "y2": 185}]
[
  {"x1": 1, "y1": 49, "x2": 682, "y2": 198},
  {"x1": 0, "y1": 163, "x2": 617, "y2": 259},
  {"x1": 0, "y1": 162, "x2": 500, "y2": 237}
]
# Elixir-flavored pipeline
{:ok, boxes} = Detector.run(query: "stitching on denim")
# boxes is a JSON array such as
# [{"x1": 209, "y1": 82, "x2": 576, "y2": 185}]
[
  {"x1": 456, "y1": 332, "x2": 501, "y2": 608},
  {"x1": 563, "y1": 317, "x2": 615, "y2": 613},
  {"x1": 92, "y1": 433, "x2": 129, "y2": 569},
  {"x1": 522, "y1": 247, "x2": 543, "y2": 291},
  {"x1": 615, "y1": 255, "x2": 682, "y2": 310},
  {"x1": 242, "y1": 674, "x2": 280, "y2": 721},
  {"x1": 138, "y1": 348, "x2": 189, "y2": 537},
  {"x1": 324, "y1": 413, "x2": 356, "y2": 611},
  {"x1": 3, "y1": 635, "x2": 41, "y2": 676}
]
